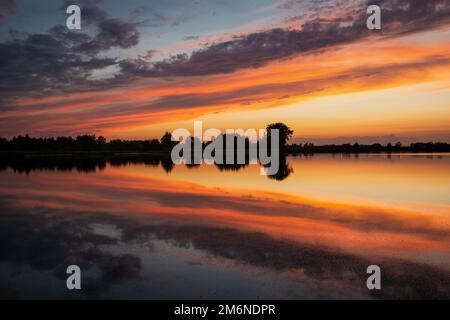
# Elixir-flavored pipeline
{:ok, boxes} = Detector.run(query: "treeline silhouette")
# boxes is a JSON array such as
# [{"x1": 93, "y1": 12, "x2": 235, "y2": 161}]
[
  {"x1": 0, "y1": 121, "x2": 449, "y2": 154},
  {"x1": 286, "y1": 142, "x2": 450, "y2": 154},
  {"x1": 0, "y1": 123, "x2": 292, "y2": 153},
  {"x1": 1, "y1": 134, "x2": 449, "y2": 154},
  {"x1": 0, "y1": 133, "x2": 176, "y2": 152}
]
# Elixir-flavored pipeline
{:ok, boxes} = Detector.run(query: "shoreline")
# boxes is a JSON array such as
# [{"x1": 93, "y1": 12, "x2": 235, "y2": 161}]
[{"x1": 1, "y1": 149, "x2": 450, "y2": 159}]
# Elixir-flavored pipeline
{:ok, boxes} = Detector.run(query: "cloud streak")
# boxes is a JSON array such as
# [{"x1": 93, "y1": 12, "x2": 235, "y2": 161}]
[
  {"x1": 0, "y1": 0, "x2": 141, "y2": 104},
  {"x1": 0, "y1": 0, "x2": 449, "y2": 138},
  {"x1": 119, "y1": 0, "x2": 450, "y2": 78}
]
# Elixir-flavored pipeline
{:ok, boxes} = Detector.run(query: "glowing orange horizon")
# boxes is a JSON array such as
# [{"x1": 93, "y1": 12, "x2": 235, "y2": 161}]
[{"x1": 3, "y1": 28, "x2": 450, "y2": 142}]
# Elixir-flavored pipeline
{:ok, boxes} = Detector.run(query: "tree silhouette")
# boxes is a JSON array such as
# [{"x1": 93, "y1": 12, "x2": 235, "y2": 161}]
[
  {"x1": 266, "y1": 123, "x2": 293, "y2": 149},
  {"x1": 161, "y1": 157, "x2": 175, "y2": 173},
  {"x1": 75, "y1": 135, "x2": 97, "y2": 151},
  {"x1": 97, "y1": 136, "x2": 106, "y2": 150},
  {"x1": 160, "y1": 132, "x2": 174, "y2": 150}
]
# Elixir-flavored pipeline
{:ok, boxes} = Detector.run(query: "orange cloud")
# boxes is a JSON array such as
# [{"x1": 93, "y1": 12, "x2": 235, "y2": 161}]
[{"x1": 2, "y1": 28, "x2": 450, "y2": 139}]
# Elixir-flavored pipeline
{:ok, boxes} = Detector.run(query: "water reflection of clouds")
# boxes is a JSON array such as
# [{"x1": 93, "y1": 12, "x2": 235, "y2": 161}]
[
  {"x1": 0, "y1": 201, "x2": 141, "y2": 297},
  {"x1": 0, "y1": 157, "x2": 449, "y2": 299},
  {"x1": 0, "y1": 199, "x2": 449, "y2": 299},
  {"x1": 1, "y1": 168, "x2": 448, "y2": 242}
]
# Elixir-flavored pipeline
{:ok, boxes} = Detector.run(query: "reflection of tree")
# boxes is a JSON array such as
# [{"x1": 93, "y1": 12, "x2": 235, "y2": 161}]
[
  {"x1": 0, "y1": 153, "x2": 293, "y2": 180},
  {"x1": 160, "y1": 156, "x2": 174, "y2": 173},
  {"x1": 214, "y1": 154, "x2": 293, "y2": 181},
  {"x1": 185, "y1": 163, "x2": 201, "y2": 169},
  {"x1": 265, "y1": 155, "x2": 293, "y2": 181},
  {"x1": 215, "y1": 162, "x2": 249, "y2": 172},
  {"x1": 261, "y1": 154, "x2": 293, "y2": 181}
]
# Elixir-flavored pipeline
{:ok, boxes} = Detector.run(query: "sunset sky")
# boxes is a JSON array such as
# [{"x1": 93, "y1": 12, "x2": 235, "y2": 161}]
[{"x1": 0, "y1": 0, "x2": 449, "y2": 144}]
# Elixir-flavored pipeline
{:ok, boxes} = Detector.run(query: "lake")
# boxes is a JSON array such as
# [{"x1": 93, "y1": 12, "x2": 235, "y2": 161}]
[{"x1": 0, "y1": 153, "x2": 449, "y2": 299}]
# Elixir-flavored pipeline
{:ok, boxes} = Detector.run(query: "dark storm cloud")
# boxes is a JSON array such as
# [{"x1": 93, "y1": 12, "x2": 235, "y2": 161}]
[
  {"x1": 120, "y1": 0, "x2": 450, "y2": 77},
  {"x1": 76, "y1": 18, "x2": 140, "y2": 54},
  {"x1": 372, "y1": 0, "x2": 450, "y2": 34},
  {"x1": 0, "y1": 0, "x2": 16, "y2": 20},
  {"x1": 119, "y1": 22, "x2": 366, "y2": 77},
  {"x1": 61, "y1": 0, "x2": 140, "y2": 54},
  {"x1": 0, "y1": 30, "x2": 118, "y2": 101},
  {"x1": 0, "y1": 0, "x2": 141, "y2": 104},
  {"x1": 82, "y1": 5, "x2": 108, "y2": 24}
]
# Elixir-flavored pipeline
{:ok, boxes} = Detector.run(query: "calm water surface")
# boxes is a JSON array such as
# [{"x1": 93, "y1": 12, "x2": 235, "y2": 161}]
[{"x1": 0, "y1": 154, "x2": 449, "y2": 299}]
